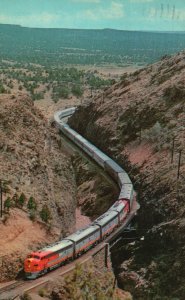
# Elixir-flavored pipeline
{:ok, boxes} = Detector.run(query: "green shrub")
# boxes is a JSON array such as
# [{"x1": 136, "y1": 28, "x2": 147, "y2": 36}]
[
  {"x1": 53, "y1": 85, "x2": 70, "y2": 100},
  {"x1": 71, "y1": 85, "x2": 83, "y2": 97},
  {"x1": 58, "y1": 86, "x2": 70, "y2": 98},
  {"x1": 50, "y1": 264, "x2": 117, "y2": 300},
  {"x1": 31, "y1": 92, "x2": 44, "y2": 101},
  {"x1": 20, "y1": 292, "x2": 32, "y2": 300},
  {"x1": 40, "y1": 205, "x2": 51, "y2": 223},
  {"x1": 38, "y1": 288, "x2": 45, "y2": 297},
  {"x1": 27, "y1": 196, "x2": 37, "y2": 210},
  {"x1": 141, "y1": 122, "x2": 172, "y2": 149},
  {"x1": 17, "y1": 193, "x2": 26, "y2": 207},
  {"x1": 0, "y1": 84, "x2": 6, "y2": 93},
  {"x1": 163, "y1": 84, "x2": 185, "y2": 107},
  {"x1": 88, "y1": 75, "x2": 111, "y2": 89},
  {"x1": 4, "y1": 197, "x2": 12, "y2": 211},
  {"x1": 141, "y1": 121, "x2": 162, "y2": 142}
]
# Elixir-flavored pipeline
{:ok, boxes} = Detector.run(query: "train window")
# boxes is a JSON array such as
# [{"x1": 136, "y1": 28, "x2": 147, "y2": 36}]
[
  {"x1": 33, "y1": 255, "x2": 40, "y2": 260},
  {"x1": 34, "y1": 264, "x2": 39, "y2": 267},
  {"x1": 45, "y1": 253, "x2": 53, "y2": 259}
]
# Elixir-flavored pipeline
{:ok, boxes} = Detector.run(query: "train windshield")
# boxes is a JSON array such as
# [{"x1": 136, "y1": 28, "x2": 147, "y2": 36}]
[
  {"x1": 27, "y1": 255, "x2": 40, "y2": 260},
  {"x1": 33, "y1": 255, "x2": 40, "y2": 260}
]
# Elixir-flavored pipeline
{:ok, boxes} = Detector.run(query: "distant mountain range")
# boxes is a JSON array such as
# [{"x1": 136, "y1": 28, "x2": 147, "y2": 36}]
[{"x1": 0, "y1": 24, "x2": 185, "y2": 66}]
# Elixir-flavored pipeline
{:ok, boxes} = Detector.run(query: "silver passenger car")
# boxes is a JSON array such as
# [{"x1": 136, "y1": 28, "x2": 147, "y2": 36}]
[
  {"x1": 118, "y1": 184, "x2": 134, "y2": 210},
  {"x1": 104, "y1": 159, "x2": 123, "y2": 182},
  {"x1": 93, "y1": 149, "x2": 110, "y2": 168},
  {"x1": 94, "y1": 210, "x2": 119, "y2": 238},
  {"x1": 109, "y1": 200, "x2": 129, "y2": 222},
  {"x1": 118, "y1": 172, "x2": 131, "y2": 188},
  {"x1": 64, "y1": 224, "x2": 100, "y2": 255}
]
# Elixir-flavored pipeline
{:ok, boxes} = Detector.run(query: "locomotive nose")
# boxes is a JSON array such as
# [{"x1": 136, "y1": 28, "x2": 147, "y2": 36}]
[
  {"x1": 24, "y1": 256, "x2": 42, "y2": 279},
  {"x1": 25, "y1": 258, "x2": 32, "y2": 267}
]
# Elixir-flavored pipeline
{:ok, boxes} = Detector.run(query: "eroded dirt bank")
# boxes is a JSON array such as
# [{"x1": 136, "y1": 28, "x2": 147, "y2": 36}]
[
  {"x1": 0, "y1": 94, "x2": 76, "y2": 281},
  {"x1": 69, "y1": 51, "x2": 185, "y2": 299}
]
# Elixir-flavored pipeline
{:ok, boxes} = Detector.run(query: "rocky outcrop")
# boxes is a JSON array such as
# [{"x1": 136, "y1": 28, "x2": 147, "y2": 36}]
[
  {"x1": 69, "y1": 51, "x2": 185, "y2": 299},
  {"x1": 72, "y1": 154, "x2": 119, "y2": 219},
  {"x1": 36, "y1": 263, "x2": 132, "y2": 300}
]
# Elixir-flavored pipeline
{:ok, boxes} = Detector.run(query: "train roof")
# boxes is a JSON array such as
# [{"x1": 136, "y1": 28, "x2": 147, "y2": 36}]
[
  {"x1": 119, "y1": 184, "x2": 133, "y2": 200},
  {"x1": 82, "y1": 140, "x2": 98, "y2": 151},
  {"x1": 93, "y1": 210, "x2": 118, "y2": 226},
  {"x1": 41, "y1": 239, "x2": 73, "y2": 253},
  {"x1": 63, "y1": 125, "x2": 78, "y2": 136},
  {"x1": 64, "y1": 224, "x2": 99, "y2": 243},
  {"x1": 93, "y1": 149, "x2": 110, "y2": 162},
  {"x1": 118, "y1": 172, "x2": 132, "y2": 185},
  {"x1": 105, "y1": 159, "x2": 124, "y2": 173},
  {"x1": 54, "y1": 107, "x2": 76, "y2": 123},
  {"x1": 109, "y1": 200, "x2": 126, "y2": 211}
]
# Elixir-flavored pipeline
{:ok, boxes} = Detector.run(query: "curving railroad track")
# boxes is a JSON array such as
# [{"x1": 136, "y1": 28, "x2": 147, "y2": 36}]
[
  {"x1": 0, "y1": 209, "x2": 138, "y2": 300},
  {"x1": 0, "y1": 107, "x2": 139, "y2": 299}
]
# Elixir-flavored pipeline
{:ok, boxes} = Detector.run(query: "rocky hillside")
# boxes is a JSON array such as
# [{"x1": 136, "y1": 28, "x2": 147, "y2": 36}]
[
  {"x1": 0, "y1": 93, "x2": 76, "y2": 280},
  {"x1": 24, "y1": 263, "x2": 131, "y2": 300},
  {"x1": 72, "y1": 154, "x2": 119, "y2": 220},
  {"x1": 69, "y1": 51, "x2": 185, "y2": 299}
]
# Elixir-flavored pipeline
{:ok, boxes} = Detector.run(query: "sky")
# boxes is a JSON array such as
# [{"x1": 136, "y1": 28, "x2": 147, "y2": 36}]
[{"x1": 0, "y1": 0, "x2": 185, "y2": 32}]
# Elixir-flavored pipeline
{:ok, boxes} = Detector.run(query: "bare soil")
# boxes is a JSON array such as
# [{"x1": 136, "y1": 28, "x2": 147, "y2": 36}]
[{"x1": 0, "y1": 93, "x2": 76, "y2": 281}]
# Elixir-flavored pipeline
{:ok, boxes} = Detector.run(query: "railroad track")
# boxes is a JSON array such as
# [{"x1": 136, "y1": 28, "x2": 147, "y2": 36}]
[
  {"x1": 0, "y1": 280, "x2": 25, "y2": 298},
  {"x1": 0, "y1": 200, "x2": 139, "y2": 299},
  {"x1": 0, "y1": 281, "x2": 23, "y2": 293},
  {"x1": 0, "y1": 108, "x2": 140, "y2": 299}
]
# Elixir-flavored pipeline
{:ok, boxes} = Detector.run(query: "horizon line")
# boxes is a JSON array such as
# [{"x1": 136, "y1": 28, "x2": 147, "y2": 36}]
[{"x1": 0, "y1": 23, "x2": 185, "y2": 34}]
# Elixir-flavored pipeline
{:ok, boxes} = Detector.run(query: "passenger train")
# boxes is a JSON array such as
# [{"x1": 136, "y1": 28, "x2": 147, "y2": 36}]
[{"x1": 24, "y1": 108, "x2": 135, "y2": 279}]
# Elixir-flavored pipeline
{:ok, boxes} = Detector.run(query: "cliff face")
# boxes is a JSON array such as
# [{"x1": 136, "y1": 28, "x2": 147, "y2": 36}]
[
  {"x1": 69, "y1": 51, "x2": 185, "y2": 299},
  {"x1": 0, "y1": 94, "x2": 76, "y2": 280},
  {"x1": 72, "y1": 154, "x2": 119, "y2": 220}
]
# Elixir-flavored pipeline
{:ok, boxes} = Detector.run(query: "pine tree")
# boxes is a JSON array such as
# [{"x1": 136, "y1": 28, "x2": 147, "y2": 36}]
[
  {"x1": 4, "y1": 197, "x2": 12, "y2": 211},
  {"x1": 40, "y1": 205, "x2": 51, "y2": 223},
  {"x1": 27, "y1": 196, "x2": 37, "y2": 210}
]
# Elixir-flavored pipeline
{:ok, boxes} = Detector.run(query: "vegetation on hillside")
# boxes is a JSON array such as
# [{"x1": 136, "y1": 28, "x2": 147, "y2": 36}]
[
  {"x1": 24, "y1": 264, "x2": 129, "y2": 300},
  {"x1": 0, "y1": 61, "x2": 112, "y2": 102},
  {"x1": 69, "y1": 51, "x2": 185, "y2": 299},
  {"x1": 0, "y1": 25, "x2": 185, "y2": 67},
  {"x1": 3, "y1": 189, "x2": 51, "y2": 224}
]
